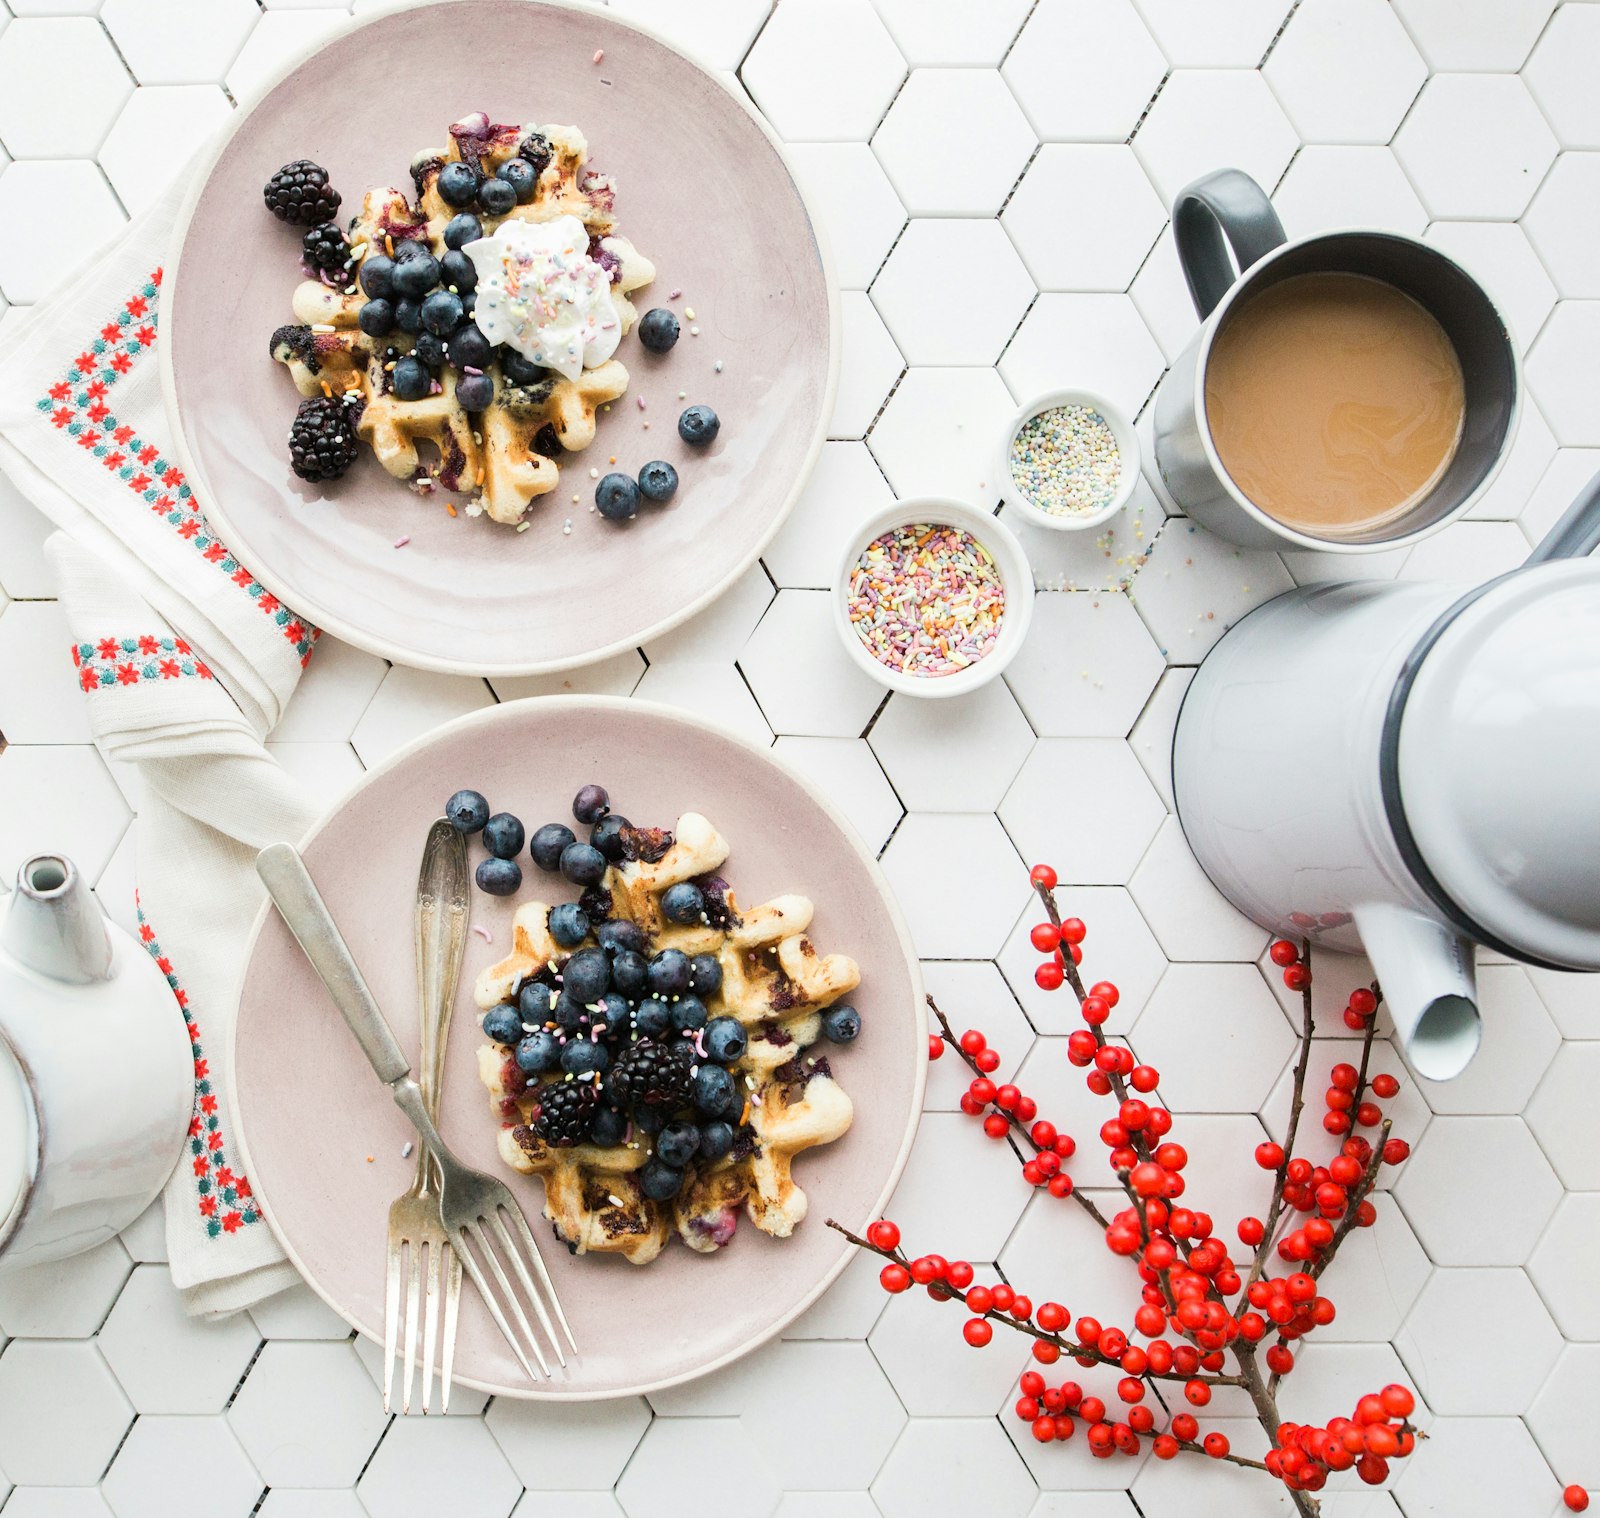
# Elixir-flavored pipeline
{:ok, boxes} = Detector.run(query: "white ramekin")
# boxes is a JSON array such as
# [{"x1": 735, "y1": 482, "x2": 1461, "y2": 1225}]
[{"x1": 998, "y1": 388, "x2": 1141, "y2": 532}]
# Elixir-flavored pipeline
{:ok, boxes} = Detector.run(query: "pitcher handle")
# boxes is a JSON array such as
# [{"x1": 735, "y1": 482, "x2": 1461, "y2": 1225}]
[
  {"x1": 1172, "y1": 169, "x2": 1288, "y2": 320},
  {"x1": 1526, "y1": 467, "x2": 1600, "y2": 563}
]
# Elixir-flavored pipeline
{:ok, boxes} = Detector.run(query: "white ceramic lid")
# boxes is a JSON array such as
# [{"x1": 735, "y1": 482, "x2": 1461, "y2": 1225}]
[{"x1": 1397, "y1": 558, "x2": 1600, "y2": 969}]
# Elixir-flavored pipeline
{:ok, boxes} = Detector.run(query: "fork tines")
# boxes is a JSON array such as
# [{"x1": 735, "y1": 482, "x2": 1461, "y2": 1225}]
[{"x1": 449, "y1": 1199, "x2": 578, "y2": 1380}]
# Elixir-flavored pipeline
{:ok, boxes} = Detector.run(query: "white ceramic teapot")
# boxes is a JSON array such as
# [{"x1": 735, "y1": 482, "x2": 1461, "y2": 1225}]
[
  {"x1": 1175, "y1": 475, "x2": 1600, "y2": 1081},
  {"x1": 0, "y1": 855, "x2": 192, "y2": 1269}
]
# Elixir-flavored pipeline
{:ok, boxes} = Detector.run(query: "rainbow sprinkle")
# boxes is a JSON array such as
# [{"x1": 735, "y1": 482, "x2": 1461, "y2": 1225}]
[{"x1": 847, "y1": 523, "x2": 1005, "y2": 678}]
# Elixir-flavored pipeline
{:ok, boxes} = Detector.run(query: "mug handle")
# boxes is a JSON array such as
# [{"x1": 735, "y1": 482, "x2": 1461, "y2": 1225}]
[
  {"x1": 1172, "y1": 169, "x2": 1288, "y2": 320},
  {"x1": 1526, "y1": 467, "x2": 1600, "y2": 563}
]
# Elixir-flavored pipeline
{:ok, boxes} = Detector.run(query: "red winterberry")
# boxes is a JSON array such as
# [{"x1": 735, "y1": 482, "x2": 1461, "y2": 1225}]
[
  {"x1": 1382, "y1": 1138, "x2": 1411, "y2": 1165},
  {"x1": 868, "y1": 1220, "x2": 901, "y2": 1251},
  {"x1": 1154, "y1": 1434, "x2": 1179, "y2": 1460},
  {"x1": 1204, "y1": 1432, "x2": 1230, "y2": 1459},
  {"x1": 1371, "y1": 1072, "x2": 1400, "y2": 1099},
  {"x1": 1256, "y1": 1142, "x2": 1285, "y2": 1170},
  {"x1": 1184, "y1": 1379, "x2": 1211, "y2": 1407},
  {"x1": 1172, "y1": 1413, "x2": 1198, "y2": 1441},
  {"x1": 1349, "y1": 987, "x2": 1378, "y2": 1015},
  {"x1": 967, "y1": 1285, "x2": 994, "y2": 1314},
  {"x1": 959, "y1": 1029, "x2": 986, "y2": 1055},
  {"x1": 963, "y1": 1317, "x2": 993, "y2": 1347},
  {"x1": 928, "y1": 1034, "x2": 945, "y2": 1061},
  {"x1": 1564, "y1": 1486, "x2": 1590, "y2": 1513},
  {"x1": 1090, "y1": 980, "x2": 1120, "y2": 1006},
  {"x1": 1081, "y1": 994, "x2": 1109, "y2": 1026},
  {"x1": 880, "y1": 1263, "x2": 911, "y2": 1293},
  {"x1": 1283, "y1": 963, "x2": 1311, "y2": 991},
  {"x1": 974, "y1": 1047, "x2": 1000, "y2": 1073},
  {"x1": 1036, "y1": 961, "x2": 1065, "y2": 991},
  {"x1": 1238, "y1": 1216, "x2": 1265, "y2": 1246},
  {"x1": 1030, "y1": 864, "x2": 1058, "y2": 889},
  {"x1": 1130, "y1": 1064, "x2": 1160, "y2": 1093},
  {"x1": 1061, "y1": 917, "x2": 1087, "y2": 944},
  {"x1": 1269, "y1": 939, "x2": 1299, "y2": 967},
  {"x1": 1037, "y1": 1301, "x2": 1068, "y2": 1331},
  {"x1": 983, "y1": 1113, "x2": 1010, "y2": 1139},
  {"x1": 1031, "y1": 922, "x2": 1062, "y2": 951}
]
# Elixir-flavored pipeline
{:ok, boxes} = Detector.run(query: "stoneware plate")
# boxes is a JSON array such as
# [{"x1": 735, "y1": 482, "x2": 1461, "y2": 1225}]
[
  {"x1": 229, "y1": 698, "x2": 924, "y2": 1399},
  {"x1": 163, "y1": 0, "x2": 837, "y2": 676}
]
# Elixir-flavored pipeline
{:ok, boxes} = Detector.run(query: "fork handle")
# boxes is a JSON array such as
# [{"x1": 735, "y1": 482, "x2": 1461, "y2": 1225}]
[{"x1": 257, "y1": 842, "x2": 411, "y2": 1087}]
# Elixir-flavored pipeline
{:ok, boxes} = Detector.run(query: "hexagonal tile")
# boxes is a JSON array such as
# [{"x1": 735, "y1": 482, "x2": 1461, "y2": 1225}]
[
  {"x1": 786, "y1": 143, "x2": 907, "y2": 289},
  {"x1": 0, "y1": 161, "x2": 126, "y2": 304},
  {"x1": 874, "y1": 69, "x2": 1036, "y2": 217},
  {"x1": 831, "y1": 291, "x2": 905, "y2": 440},
  {"x1": 872, "y1": 0, "x2": 1033, "y2": 65},
  {"x1": 1308, "y1": 1191, "x2": 1433, "y2": 1344},
  {"x1": 98, "y1": 85, "x2": 233, "y2": 216},
  {"x1": 1133, "y1": 1417, "x2": 1287, "y2": 1512},
  {"x1": 487, "y1": 1393, "x2": 651, "y2": 1489},
  {"x1": 1130, "y1": 231, "x2": 1201, "y2": 367},
  {"x1": 1525, "y1": 1041, "x2": 1600, "y2": 1190},
  {"x1": 1519, "y1": 446, "x2": 1600, "y2": 547},
  {"x1": 1528, "y1": 1193, "x2": 1600, "y2": 1341},
  {"x1": 1528, "y1": 1344, "x2": 1600, "y2": 1489},
  {"x1": 102, "y1": 1416, "x2": 261, "y2": 1518},
  {"x1": 1393, "y1": 75, "x2": 1557, "y2": 220},
  {"x1": 1411, "y1": 965, "x2": 1559, "y2": 1116},
  {"x1": 0, "y1": 1340, "x2": 131, "y2": 1486},
  {"x1": 1529, "y1": 301, "x2": 1600, "y2": 447},
  {"x1": 1468, "y1": 397, "x2": 1558, "y2": 523},
  {"x1": 645, "y1": 560, "x2": 774, "y2": 665},
  {"x1": 1524, "y1": 153, "x2": 1600, "y2": 301},
  {"x1": 489, "y1": 647, "x2": 646, "y2": 703},
  {"x1": 632, "y1": 660, "x2": 773, "y2": 748},
  {"x1": 258, "y1": 1496, "x2": 368, "y2": 1518},
  {"x1": 783, "y1": 1247, "x2": 894, "y2": 1341},
  {"x1": 1127, "y1": 667, "x2": 1190, "y2": 810},
  {"x1": 1003, "y1": 146, "x2": 1166, "y2": 294},
  {"x1": 357, "y1": 1417, "x2": 522, "y2": 1518},
  {"x1": 1396, "y1": 1267, "x2": 1561, "y2": 1415},
  {"x1": 1390, "y1": 1415, "x2": 1558, "y2": 1517},
  {"x1": 273, "y1": 636, "x2": 387, "y2": 742},
  {"x1": 1131, "y1": 963, "x2": 1295, "y2": 1112},
  {"x1": 1264, "y1": 0, "x2": 1426, "y2": 146},
  {"x1": 1391, "y1": 0, "x2": 1557, "y2": 71},
  {"x1": 869, "y1": 682, "x2": 1034, "y2": 812},
  {"x1": 1003, "y1": 591, "x2": 1163, "y2": 740},
  {"x1": 0, "y1": 744, "x2": 130, "y2": 883},
  {"x1": 773, "y1": 1499, "x2": 879, "y2": 1518},
  {"x1": 870, "y1": 1267, "x2": 1032, "y2": 1414},
  {"x1": 0, "y1": 18, "x2": 129, "y2": 155},
  {"x1": 348, "y1": 1333, "x2": 488, "y2": 1417},
  {"x1": 266, "y1": 741, "x2": 363, "y2": 807},
  {"x1": 873, "y1": 220, "x2": 1035, "y2": 366},
  {"x1": 246, "y1": 1281, "x2": 350, "y2": 1340},
  {"x1": 885, "y1": 1111, "x2": 1031, "y2": 1261},
  {"x1": 771, "y1": 736, "x2": 902, "y2": 853},
  {"x1": 1129, "y1": 519, "x2": 1293, "y2": 665},
  {"x1": 616, "y1": 1417, "x2": 780, "y2": 1518},
  {"x1": 1423, "y1": 219, "x2": 1558, "y2": 353},
  {"x1": 606, "y1": 0, "x2": 770, "y2": 70},
  {"x1": 227, "y1": 1341, "x2": 384, "y2": 1487},
  {"x1": 880, "y1": 812, "x2": 1029, "y2": 958},
  {"x1": 868, "y1": 366, "x2": 1017, "y2": 503},
  {"x1": 1272, "y1": 146, "x2": 1429, "y2": 239},
  {"x1": 226, "y1": 8, "x2": 349, "y2": 104},
  {"x1": 3, "y1": 1492, "x2": 116, "y2": 1518},
  {"x1": 1132, "y1": 0, "x2": 1288, "y2": 65},
  {"x1": 741, "y1": 589, "x2": 884, "y2": 737},
  {"x1": 998, "y1": 887, "x2": 1168, "y2": 1033},
  {"x1": 1525, "y1": 4, "x2": 1600, "y2": 150},
  {"x1": 1002, "y1": 0, "x2": 1167, "y2": 144},
  {"x1": 874, "y1": 1418, "x2": 1036, "y2": 1518},
  {"x1": 1153, "y1": 1110, "x2": 1275, "y2": 1241},
  {"x1": 1398, "y1": 519, "x2": 1537, "y2": 585},
  {"x1": 766, "y1": 442, "x2": 895, "y2": 590},
  {"x1": 1028, "y1": 1499, "x2": 1142, "y2": 1518},
  {"x1": 1000, "y1": 739, "x2": 1166, "y2": 885},
  {"x1": 1000, "y1": 293, "x2": 1165, "y2": 422},
  {"x1": 923, "y1": 960, "x2": 1037, "y2": 1109},
  {"x1": 0, "y1": 474, "x2": 55, "y2": 602},
  {"x1": 1132, "y1": 70, "x2": 1298, "y2": 211},
  {"x1": 117, "y1": 1200, "x2": 167, "y2": 1265},
  {"x1": 1277, "y1": 1340, "x2": 1426, "y2": 1430},
  {"x1": 741, "y1": 0, "x2": 905, "y2": 142},
  {"x1": 0, "y1": 1236, "x2": 130, "y2": 1337},
  {"x1": 1129, "y1": 818, "x2": 1266, "y2": 963},
  {"x1": 1526, "y1": 964, "x2": 1600, "y2": 1041},
  {"x1": 1395, "y1": 1116, "x2": 1561, "y2": 1266},
  {"x1": 1002, "y1": 488, "x2": 1162, "y2": 595},
  {"x1": 348, "y1": 666, "x2": 492, "y2": 769},
  {"x1": 101, "y1": 0, "x2": 258, "y2": 83}
]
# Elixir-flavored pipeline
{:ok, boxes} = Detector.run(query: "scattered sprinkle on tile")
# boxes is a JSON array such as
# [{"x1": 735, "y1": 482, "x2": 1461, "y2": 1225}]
[
  {"x1": 471, "y1": 924, "x2": 493, "y2": 943},
  {"x1": 392, "y1": 535, "x2": 410, "y2": 548}
]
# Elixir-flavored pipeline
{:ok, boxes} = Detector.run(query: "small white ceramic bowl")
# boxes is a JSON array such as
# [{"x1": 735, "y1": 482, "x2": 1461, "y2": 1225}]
[
  {"x1": 833, "y1": 497, "x2": 1034, "y2": 699},
  {"x1": 998, "y1": 388, "x2": 1140, "y2": 533}
]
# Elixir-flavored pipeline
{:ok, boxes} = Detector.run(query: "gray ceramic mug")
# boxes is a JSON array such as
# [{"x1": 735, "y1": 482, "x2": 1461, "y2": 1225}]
[{"x1": 1151, "y1": 168, "x2": 1520, "y2": 554}]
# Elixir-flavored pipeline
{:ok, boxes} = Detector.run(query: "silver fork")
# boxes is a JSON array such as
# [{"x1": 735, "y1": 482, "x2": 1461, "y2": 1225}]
[
  {"x1": 256, "y1": 841, "x2": 577, "y2": 1384},
  {"x1": 383, "y1": 819, "x2": 469, "y2": 1414}
]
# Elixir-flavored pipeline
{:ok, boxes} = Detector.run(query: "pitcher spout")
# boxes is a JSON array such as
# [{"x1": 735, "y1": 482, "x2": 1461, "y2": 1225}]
[
  {"x1": 0, "y1": 856, "x2": 114, "y2": 986},
  {"x1": 1352, "y1": 902, "x2": 1480, "y2": 1081}
]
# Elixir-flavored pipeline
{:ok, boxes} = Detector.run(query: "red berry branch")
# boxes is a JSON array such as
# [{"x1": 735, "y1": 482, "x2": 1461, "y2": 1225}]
[{"x1": 830, "y1": 864, "x2": 1435, "y2": 1518}]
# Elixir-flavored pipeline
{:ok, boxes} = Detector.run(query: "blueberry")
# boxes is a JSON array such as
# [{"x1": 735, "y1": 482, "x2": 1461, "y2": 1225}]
[
  {"x1": 500, "y1": 349, "x2": 545, "y2": 387},
  {"x1": 639, "y1": 1157, "x2": 684, "y2": 1200},
  {"x1": 448, "y1": 322, "x2": 492, "y2": 370},
  {"x1": 821, "y1": 1004, "x2": 861, "y2": 1043},
  {"x1": 438, "y1": 162, "x2": 481, "y2": 208},
  {"x1": 638, "y1": 460, "x2": 678, "y2": 503},
  {"x1": 633, "y1": 1103, "x2": 668, "y2": 1137},
  {"x1": 560, "y1": 841, "x2": 608, "y2": 886},
  {"x1": 358, "y1": 298, "x2": 395, "y2": 337},
  {"x1": 482, "y1": 812, "x2": 526, "y2": 859},
  {"x1": 359, "y1": 255, "x2": 396, "y2": 299},
  {"x1": 530, "y1": 823, "x2": 576, "y2": 870},
  {"x1": 518, "y1": 978, "x2": 556, "y2": 1024},
  {"x1": 394, "y1": 299, "x2": 424, "y2": 336},
  {"x1": 661, "y1": 882, "x2": 705, "y2": 925},
  {"x1": 678, "y1": 404, "x2": 720, "y2": 446},
  {"x1": 573, "y1": 784, "x2": 610, "y2": 825},
  {"x1": 637, "y1": 308, "x2": 680, "y2": 352},
  {"x1": 612, "y1": 950, "x2": 649, "y2": 1000},
  {"x1": 553, "y1": 991, "x2": 586, "y2": 1031},
  {"x1": 413, "y1": 332, "x2": 447, "y2": 369},
  {"x1": 475, "y1": 856, "x2": 521, "y2": 896},
  {"x1": 457, "y1": 372, "x2": 494, "y2": 411},
  {"x1": 562, "y1": 946, "x2": 611, "y2": 1004},
  {"x1": 591, "y1": 814, "x2": 632, "y2": 862},
  {"x1": 548, "y1": 901, "x2": 590, "y2": 948},
  {"x1": 689, "y1": 953, "x2": 723, "y2": 999},
  {"x1": 648, "y1": 949, "x2": 692, "y2": 997},
  {"x1": 482, "y1": 1004, "x2": 522, "y2": 1045},
  {"x1": 477, "y1": 176, "x2": 517, "y2": 216},
  {"x1": 393, "y1": 238, "x2": 432, "y2": 263},
  {"x1": 698, "y1": 1120, "x2": 735, "y2": 1161},
  {"x1": 671, "y1": 995, "x2": 708, "y2": 1034},
  {"x1": 497, "y1": 158, "x2": 538, "y2": 203},
  {"x1": 442, "y1": 213, "x2": 483, "y2": 250},
  {"x1": 656, "y1": 1120, "x2": 700, "y2": 1168},
  {"x1": 634, "y1": 997, "x2": 672, "y2": 1039},
  {"x1": 515, "y1": 1030, "x2": 560, "y2": 1074},
  {"x1": 440, "y1": 248, "x2": 477, "y2": 293},
  {"x1": 392, "y1": 253, "x2": 441, "y2": 299},
  {"x1": 445, "y1": 788, "x2": 490, "y2": 833},
  {"x1": 596, "y1": 472, "x2": 640, "y2": 521},
  {"x1": 693, "y1": 1063, "x2": 739, "y2": 1118},
  {"x1": 595, "y1": 992, "x2": 632, "y2": 1037},
  {"x1": 562, "y1": 1040, "x2": 610, "y2": 1077},
  {"x1": 421, "y1": 289, "x2": 465, "y2": 336},
  {"x1": 596, "y1": 918, "x2": 646, "y2": 956},
  {"x1": 703, "y1": 1016, "x2": 747, "y2": 1065},
  {"x1": 587, "y1": 1104, "x2": 628, "y2": 1147}
]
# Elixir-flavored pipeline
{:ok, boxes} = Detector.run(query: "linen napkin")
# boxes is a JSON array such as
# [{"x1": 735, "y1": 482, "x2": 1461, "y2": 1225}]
[{"x1": 0, "y1": 179, "x2": 318, "y2": 1316}]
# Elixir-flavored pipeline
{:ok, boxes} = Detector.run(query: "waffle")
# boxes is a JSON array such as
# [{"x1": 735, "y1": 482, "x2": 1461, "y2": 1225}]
[
  {"x1": 471, "y1": 812, "x2": 859, "y2": 1266},
  {"x1": 270, "y1": 118, "x2": 654, "y2": 523}
]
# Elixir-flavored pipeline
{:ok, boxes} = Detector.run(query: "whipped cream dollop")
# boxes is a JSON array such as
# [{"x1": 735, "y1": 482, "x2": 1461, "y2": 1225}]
[{"x1": 463, "y1": 215, "x2": 620, "y2": 383}]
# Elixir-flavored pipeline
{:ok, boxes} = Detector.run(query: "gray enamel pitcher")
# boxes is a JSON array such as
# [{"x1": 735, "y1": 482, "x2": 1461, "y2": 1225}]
[{"x1": 1151, "y1": 167, "x2": 1520, "y2": 553}]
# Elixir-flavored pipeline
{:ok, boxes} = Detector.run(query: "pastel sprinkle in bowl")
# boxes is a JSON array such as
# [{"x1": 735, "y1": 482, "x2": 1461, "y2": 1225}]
[
  {"x1": 833, "y1": 498, "x2": 1034, "y2": 699},
  {"x1": 999, "y1": 388, "x2": 1140, "y2": 533}
]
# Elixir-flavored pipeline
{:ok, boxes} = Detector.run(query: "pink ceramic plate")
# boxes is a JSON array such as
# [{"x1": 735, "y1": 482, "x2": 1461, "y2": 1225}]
[
  {"x1": 229, "y1": 698, "x2": 924, "y2": 1399},
  {"x1": 163, "y1": 0, "x2": 836, "y2": 676}
]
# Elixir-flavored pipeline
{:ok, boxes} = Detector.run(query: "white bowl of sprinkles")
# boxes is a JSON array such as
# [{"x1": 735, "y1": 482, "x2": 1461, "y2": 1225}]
[
  {"x1": 999, "y1": 388, "x2": 1140, "y2": 532},
  {"x1": 833, "y1": 497, "x2": 1034, "y2": 699}
]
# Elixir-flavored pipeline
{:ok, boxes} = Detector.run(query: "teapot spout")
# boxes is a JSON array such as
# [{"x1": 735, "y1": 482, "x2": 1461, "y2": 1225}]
[
  {"x1": 1, "y1": 856, "x2": 114, "y2": 986},
  {"x1": 1352, "y1": 902, "x2": 1480, "y2": 1081}
]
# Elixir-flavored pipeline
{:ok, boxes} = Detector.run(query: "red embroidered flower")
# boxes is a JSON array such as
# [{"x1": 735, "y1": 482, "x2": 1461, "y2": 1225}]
[
  {"x1": 75, "y1": 351, "x2": 95, "y2": 374},
  {"x1": 200, "y1": 1094, "x2": 217, "y2": 1114},
  {"x1": 86, "y1": 402, "x2": 109, "y2": 424},
  {"x1": 216, "y1": 1167, "x2": 235, "y2": 1189},
  {"x1": 113, "y1": 425, "x2": 134, "y2": 445},
  {"x1": 155, "y1": 494, "x2": 175, "y2": 512},
  {"x1": 115, "y1": 663, "x2": 140, "y2": 686},
  {"x1": 79, "y1": 667, "x2": 99, "y2": 693},
  {"x1": 140, "y1": 922, "x2": 155, "y2": 942},
  {"x1": 178, "y1": 519, "x2": 201, "y2": 540},
  {"x1": 174, "y1": 638, "x2": 191, "y2": 655},
  {"x1": 78, "y1": 430, "x2": 101, "y2": 449},
  {"x1": 101, "y1": 322, "x2": 122, "y2": 343},
  {"x1": 259, "y1": 594, "x2": 280, "y2": 615},
  {"x1": 232, "y1": 568, "x2": 252, "y2": 587},
  {"x1": 151, "y1": 269, "x2": 163, "y2": 287},
  {"x1": 87, "y1": 379, "x2": 107, "y2": 400},
  {"x1": 193, "y1": 1156, "x2": 210, "y2": 1178},
  {"x1": 130, "y1": 474, "x2": 151, "y2": 494},
  {"x1": 203, "y1": 543, "x2": 226, "y2": 563},
  {"x1": 137, "y1": 444, "x2": 158, "y2": 465},
  {"x1": 156, "y1": 955, "x2": 172, "y2": 974},
  {"x1": 196, "y1": 662, "x2": 214, "y2": 680},
  {"x1": 110, "y1": 352, "x2": 132, "y2": 374},
  {"x1": 207, "y1": 1131, "x2": 224, "y2": 1152},
  {"x1": 49, "y1": 381, "x2": 70, "y2": 401},
  {"x1": 137, "y1": 635, "x2": 160, "y2": 655},
  {"x1": 199, "y1": 1195, "x2": 217, "y2": 1216},
  {"x1": 159, "y1": 659, "x2": 180, "y2": 679},
  {"x1": 189, "y1": 1116, "x2": 203, "y2": 1138},
  {"x1": 51, "y1": 408, "x2": 71, "y2": 429},
  {"x1": 162, "y1": 466, "x2": 183, "y2": 487},
  {"x1": 97, "y1": 637, "x2": 119, "y2": 659},
  {"x1": 128, "y1": 294, "x2": 149, "y2": 316},
  {"x1": 284, "y1": 620, "x2": 306, "y2": 645},
  {"x1": 196, "y1": 1058, "x2": 210, "y2": 1080},
  {"x1": 175, "y1": 988, "x2": 188, "y2": 1008},
  {"x1": 222, "y1": 1211, "x2": 242, "y2": 1234},
  {"x1": 235, "y1": 1178, "x2": 252, "y2": 1199},
  {"x1": 135, "y1": 325, "x2": 155, "y2": 347},
  {"x1": 103, "y1": 452, "x2": 126, "y2": 471}
]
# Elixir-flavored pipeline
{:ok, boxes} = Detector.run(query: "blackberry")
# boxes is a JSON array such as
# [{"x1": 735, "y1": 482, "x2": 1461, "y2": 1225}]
[
  {"x1": 288, "y1": 397, "x2": 359, "y2": 482},
  {"x1": 608, "y1": 1039, "x2": 695, "y2": 1112},
  {"x1": 263, "y1": 159, "x2": 342, "y2": 226},
  {"x1": 302, "y1": 222, "x2": 351, "y2": 277},
  {"x1": 534, "y1": 1079, "x2": 598, "y2": 1147},
  {"x1": 518, "y1": 131, "x2": 553, "y2": 179}
]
